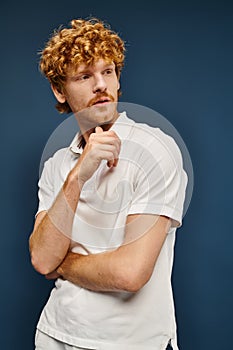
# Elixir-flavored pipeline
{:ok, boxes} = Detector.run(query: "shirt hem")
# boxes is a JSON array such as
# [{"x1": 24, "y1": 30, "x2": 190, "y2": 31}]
[{"x1": 37, "y1": 323, "x2": 177, "y2": 350}]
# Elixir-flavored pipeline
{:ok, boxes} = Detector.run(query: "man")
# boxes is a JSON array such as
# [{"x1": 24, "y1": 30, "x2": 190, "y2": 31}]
[{"x1": 29, "y1": 18, "x2": 188, "y2": 350}]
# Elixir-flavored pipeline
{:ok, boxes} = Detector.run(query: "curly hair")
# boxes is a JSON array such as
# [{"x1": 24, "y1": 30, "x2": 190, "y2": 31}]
[{"x1": 39, "y1": 18, "x2": 126, "y2": 113}]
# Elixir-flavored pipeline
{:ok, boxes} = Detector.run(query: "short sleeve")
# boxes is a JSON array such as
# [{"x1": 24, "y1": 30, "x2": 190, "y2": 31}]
[
  {"x1": 36, "y1": 157, "x2": 55, "y2": 217},
  {"x1": 127, "y1": 133, "x2": 188, "y2": 227}
]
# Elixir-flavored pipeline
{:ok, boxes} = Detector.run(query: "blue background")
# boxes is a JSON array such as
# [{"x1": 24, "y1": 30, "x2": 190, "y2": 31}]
[{"x1": 1, "y1": 0, "x2": 232, "y2": 349}]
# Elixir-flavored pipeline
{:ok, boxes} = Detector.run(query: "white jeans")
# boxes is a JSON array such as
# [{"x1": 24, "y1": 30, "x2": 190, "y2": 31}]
[{"x1": 35, "y1": 329, "x2": 96, "y2": 350}]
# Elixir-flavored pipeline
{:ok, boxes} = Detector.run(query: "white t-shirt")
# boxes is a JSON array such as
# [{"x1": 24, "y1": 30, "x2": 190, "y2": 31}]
[{"x1": 36, "y1": 112, "x2": 188, "y2": 350}]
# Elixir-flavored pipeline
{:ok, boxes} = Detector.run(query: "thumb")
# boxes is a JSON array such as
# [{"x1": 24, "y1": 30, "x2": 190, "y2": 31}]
[{"x1": 95, "y1": 126, "x2": 103, "y2": 134}]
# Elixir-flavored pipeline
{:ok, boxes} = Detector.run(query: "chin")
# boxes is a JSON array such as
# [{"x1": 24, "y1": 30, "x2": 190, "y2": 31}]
[{"x1": 76, "y1": 103, "x2": 117, "y2": 131}]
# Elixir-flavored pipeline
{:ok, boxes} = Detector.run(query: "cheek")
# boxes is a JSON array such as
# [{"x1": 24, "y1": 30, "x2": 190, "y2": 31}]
[
  {"x1": 67, "y1": 89, "x2": 85, "y2": 107},
  {"x1": 111, "y1": 80, "x2": 120, "y2": 94}
]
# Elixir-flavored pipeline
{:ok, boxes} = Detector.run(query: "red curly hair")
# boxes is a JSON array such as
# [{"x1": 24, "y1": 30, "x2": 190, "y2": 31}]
[{"x1": 39, "y1": 18, "x2": 126, "y2": 113}]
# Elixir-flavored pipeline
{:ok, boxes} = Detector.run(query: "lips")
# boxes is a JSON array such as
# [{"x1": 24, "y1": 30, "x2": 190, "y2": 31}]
[
  {"x1": 93, "y1": 98, "x2": 111, "y2": 105},
  {"x1": 88, "y1": 94, "x2": 114, "y2": 108}
]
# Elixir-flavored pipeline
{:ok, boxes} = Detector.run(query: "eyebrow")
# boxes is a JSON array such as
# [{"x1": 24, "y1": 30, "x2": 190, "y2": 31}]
[
  {"x1": 68, "y1": 69, "x2": 90, "y2": 80},
  {"x1": 103, "y1": 63, "x2": 115, "y2": 70},
  {"x1": 71, "y1": 67, "x2": 89, "y2": 76},
  {"x1": 78, "y1": 63, "x2": 115, "y2": 74}
]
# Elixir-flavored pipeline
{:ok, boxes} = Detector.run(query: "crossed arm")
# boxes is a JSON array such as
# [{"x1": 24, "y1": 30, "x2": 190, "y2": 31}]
[
  {"x1": 29, "y1": 127, "x2": 171, "y2": 293},
  {"x1": 54, "y1": 214, "x2": 171, "y2": 292},
  {"x1": 30, "y1": 209, "x2": 171, "y2": 293}
]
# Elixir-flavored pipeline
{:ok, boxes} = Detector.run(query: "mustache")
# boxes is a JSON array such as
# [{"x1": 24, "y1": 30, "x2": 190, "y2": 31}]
[{"x1": 87, "y1": 93, "x2": 115, "y2": 107}]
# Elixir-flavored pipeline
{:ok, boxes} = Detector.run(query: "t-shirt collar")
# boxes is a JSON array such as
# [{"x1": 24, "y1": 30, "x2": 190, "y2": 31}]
[
  {"x1": 69, "y1": 132, "x2": 84, "y2": 155},
  {"x1": 110, "y1": 111, "x2": 135, "y2": 141}
]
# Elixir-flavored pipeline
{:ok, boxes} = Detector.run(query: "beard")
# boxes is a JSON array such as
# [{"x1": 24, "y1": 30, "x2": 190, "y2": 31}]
[{"x1": 75, "y1": 101, "x2": 118, "y2": 135}]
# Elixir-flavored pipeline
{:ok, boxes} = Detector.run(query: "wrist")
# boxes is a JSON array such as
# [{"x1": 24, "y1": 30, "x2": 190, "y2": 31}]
[{"x1": 67, "y1": 167, "x2": 85, "y2": 191}]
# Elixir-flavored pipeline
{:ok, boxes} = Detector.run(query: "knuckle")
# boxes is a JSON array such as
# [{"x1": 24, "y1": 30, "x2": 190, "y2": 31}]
[
  {"x1": 109, "y1": 130, "x2": 119, "y2": 139},
  {"x1": 107, "y1": 151, "x2": 114, "y2": 160},
  {"x1": 116, "y1": 139, "x2": 121, "y2": 147},
  {"x1": 89, "y1": 133, "x2": 95, "y2": 141}
]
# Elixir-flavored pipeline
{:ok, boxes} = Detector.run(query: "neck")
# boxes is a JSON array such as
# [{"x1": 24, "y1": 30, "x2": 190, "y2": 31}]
[{"x1": 79, "y1": 110, "x2": 119, "y2": 147}]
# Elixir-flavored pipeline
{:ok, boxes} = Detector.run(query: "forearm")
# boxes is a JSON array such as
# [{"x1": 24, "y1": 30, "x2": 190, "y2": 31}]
[
  {"x1": 57, "y1": 250, "x2": 135, "y2": 293},
  {"x1": 56, "y1": 215, "x2": 170, "y2": 292},
  {"x1": 29, "y1": 171, "x2": 82, "y2": 275}
]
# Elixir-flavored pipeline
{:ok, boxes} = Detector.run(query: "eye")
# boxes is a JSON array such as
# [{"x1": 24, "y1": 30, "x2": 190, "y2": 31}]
[
  {"x1": 104, "y1": 69, "x2": 113, "y2": 75},
  {"x1": 80, "y1": 74, "x2": 90, "y2": 80},
  {"x1": 74, "y1": 74, "x2": 90, "y2": 81}
]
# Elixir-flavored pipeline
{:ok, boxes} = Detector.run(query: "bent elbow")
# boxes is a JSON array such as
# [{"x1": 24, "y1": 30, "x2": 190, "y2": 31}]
[
  {"x1": 29, "y1": 235, "x2": 58, "y2": 275},
  {"x1": 30, "y1": 251, "x2": 50, "y2": 275},
  {"x1": 29, "y1": 238, "x2": 45, "y2": 275},
  {"x1": 125, "y1": 275, "x2": 150, "y2": 293},
  {"x1": 117, "y1": 266, "x2": 151, "y2": 293},
  {"x1": 123, "y1": 280, "x2": 144, "y2": 293},
  {"x1": 29, "y1": 242, "x2": 52, "y2": 276}
]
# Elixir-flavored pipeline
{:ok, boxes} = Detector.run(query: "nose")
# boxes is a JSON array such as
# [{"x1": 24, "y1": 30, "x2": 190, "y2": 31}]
[{"x1": 93, "y1": 74, "x2": 107, "y2": 93}]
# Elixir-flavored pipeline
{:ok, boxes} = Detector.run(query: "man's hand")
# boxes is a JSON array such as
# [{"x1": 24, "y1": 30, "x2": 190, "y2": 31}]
[{"x1": 74, "y1": 127, "x2": 121, "y2": 188}]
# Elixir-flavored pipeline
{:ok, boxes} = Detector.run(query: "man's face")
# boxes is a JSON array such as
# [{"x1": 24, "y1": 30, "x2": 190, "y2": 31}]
[{"x1": 54, "y1": 58, "x2": 120, "y2": 131}]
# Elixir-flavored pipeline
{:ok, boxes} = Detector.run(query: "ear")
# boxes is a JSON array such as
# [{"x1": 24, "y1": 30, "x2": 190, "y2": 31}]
[
  {"x1": 51, "y1": 84, "x2": 66, "y2": 103},
  {"x1": 117, "y1": 80, "x2": 120, "y2": 91}
]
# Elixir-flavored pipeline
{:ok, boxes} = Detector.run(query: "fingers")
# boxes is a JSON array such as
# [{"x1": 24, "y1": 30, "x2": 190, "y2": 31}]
[
  {"x1": 107, "y1": 158, "x2": 118, "y2": 168},
  {"x1": 75, "y1": 128, "x2": 121, "y2": 185},
  {"x1": 91, "y1": 128, "x2": 121, "y2": 168},
  {"x1": 95, "y1": 144, "x2": 119, "y2": 168},
  {"x1": 95, "y1": 126, "x2": 104, "y2": 134}
]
